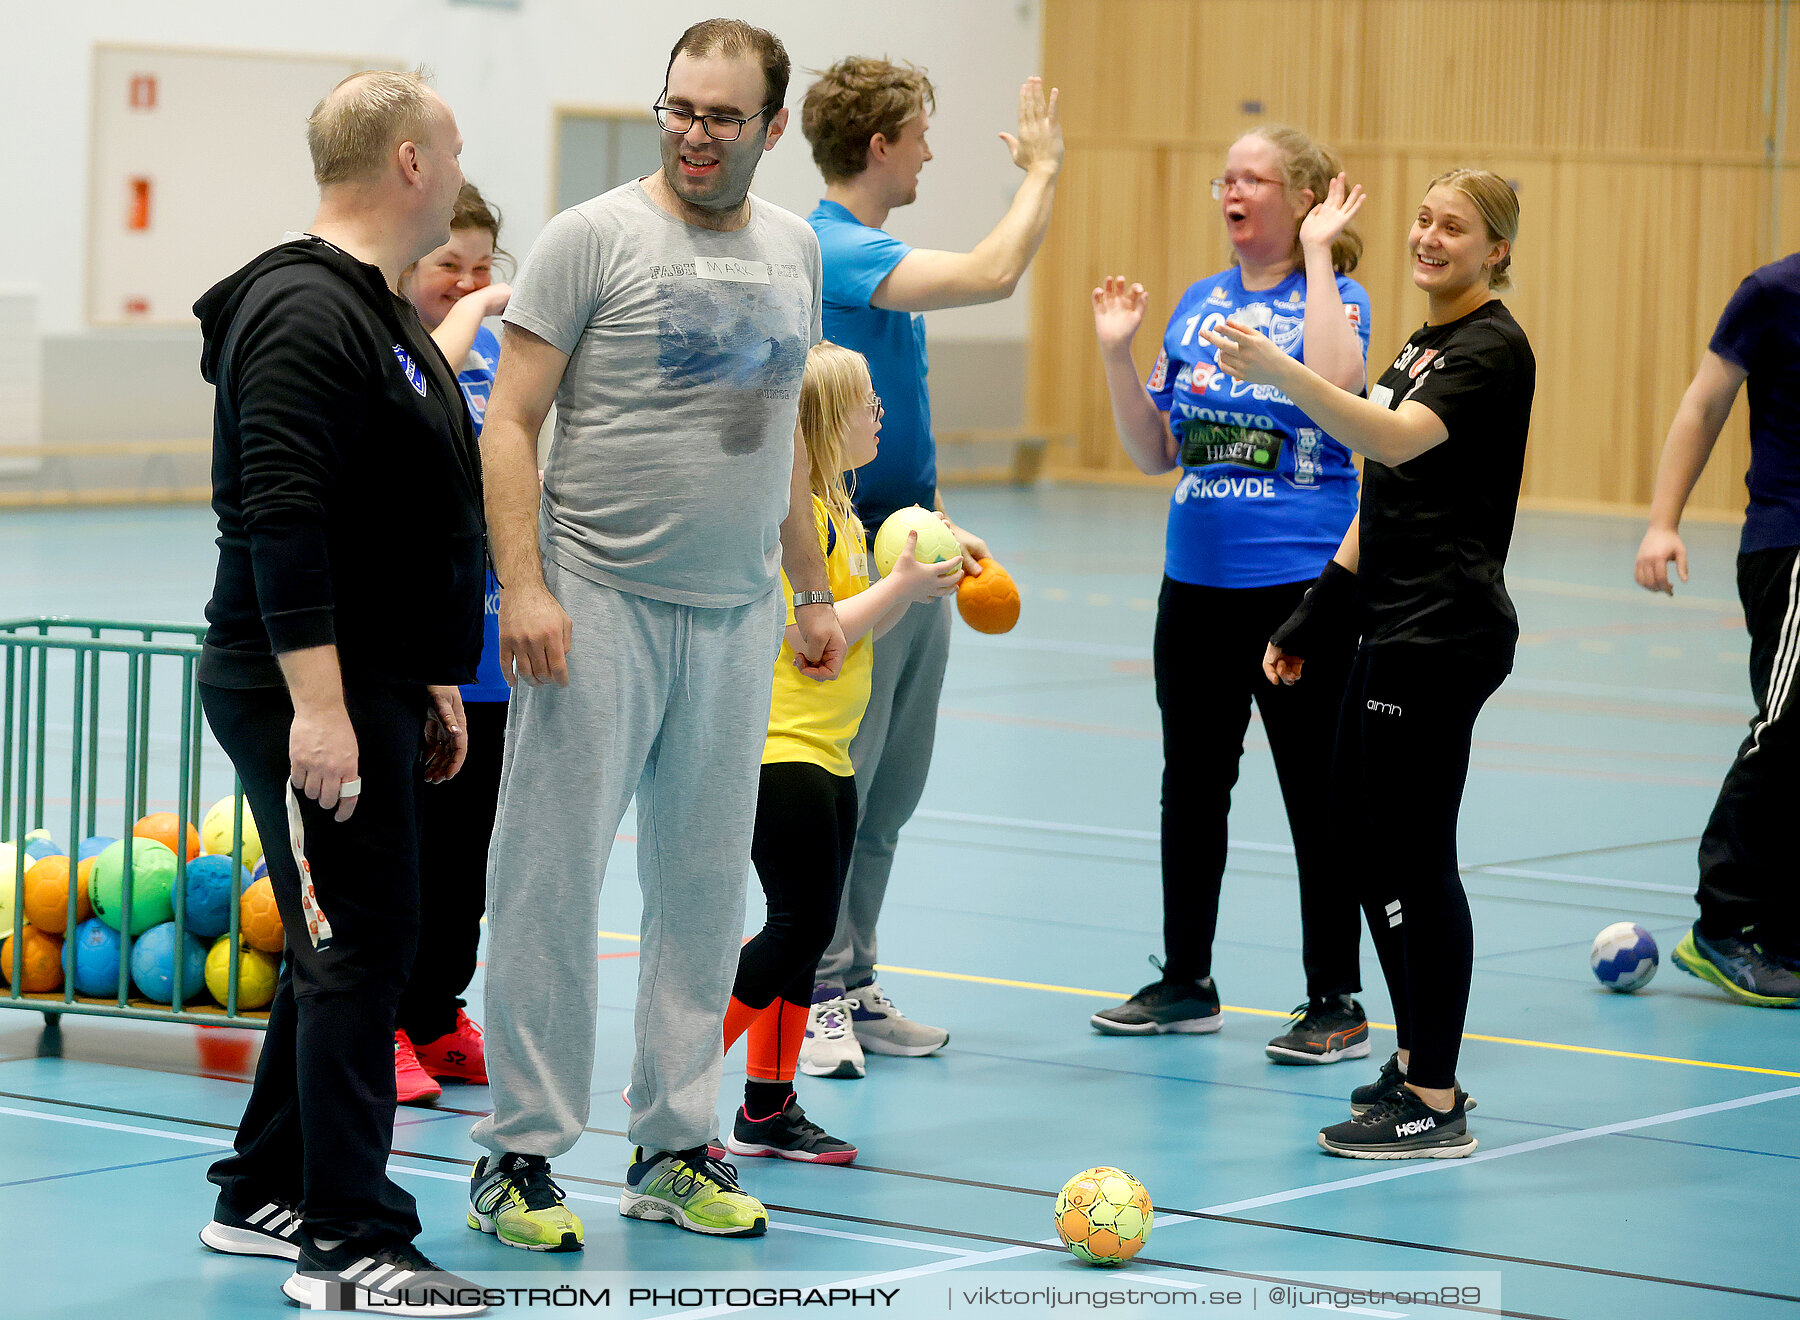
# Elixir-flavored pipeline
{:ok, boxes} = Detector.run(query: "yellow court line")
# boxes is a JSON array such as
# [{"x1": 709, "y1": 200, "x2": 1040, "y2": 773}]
[{"x1": 589, "y1": 934, "x2": 1800, "y2": 1079}]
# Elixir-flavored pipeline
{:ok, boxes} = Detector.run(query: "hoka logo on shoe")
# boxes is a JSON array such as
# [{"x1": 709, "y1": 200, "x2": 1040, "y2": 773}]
[{"x1": 1396, "y1": 1117, "x2": 1436, "y2": 1137}]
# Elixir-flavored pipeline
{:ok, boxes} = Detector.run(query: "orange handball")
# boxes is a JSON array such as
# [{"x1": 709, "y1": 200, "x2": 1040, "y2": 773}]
[
  {"x1": 135, "y1": 812, "x2": 201, "y2": 862},
  {"x1": 240, "y1": 878, "x2": 286, "y2": 954},
  {"x1": 23, "y1": 855, "x2": 92, "y2": 933},
  {"x1": 0, "y1": 926, "x2": 65, "y2": 993},
  {"x1": 956, "y1": 557, "x2": 1021, "y2": 635}
]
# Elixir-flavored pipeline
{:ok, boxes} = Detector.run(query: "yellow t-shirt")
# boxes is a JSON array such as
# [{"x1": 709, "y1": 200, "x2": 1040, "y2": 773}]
[{"x1": 764, "y1": 497, "x2": 874, "y2": 774}]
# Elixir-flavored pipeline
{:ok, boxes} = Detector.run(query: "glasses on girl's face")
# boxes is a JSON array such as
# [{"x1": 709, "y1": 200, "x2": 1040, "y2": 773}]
[
  {"x1": 866, "y1": 397, "x2": 884, "y2": 421},
  {"x1": 1210, "y1": 174, "x2": 1283, "y2": 200}
]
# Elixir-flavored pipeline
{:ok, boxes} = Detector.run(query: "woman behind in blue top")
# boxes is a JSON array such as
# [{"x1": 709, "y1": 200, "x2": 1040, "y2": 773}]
[
  {"x1": 393, "y1": 182, "x2": 513, "y2": 1105},
  {"x1": 1088, "y1": 126, "x2": 1371, "y2": 1063}
]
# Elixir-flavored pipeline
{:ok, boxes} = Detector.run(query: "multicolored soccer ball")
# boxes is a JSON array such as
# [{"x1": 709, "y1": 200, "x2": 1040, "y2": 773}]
[
  {"x1": 1054, "y1": 1166, "x2": 1153, "y2": 1265},
  {"x1": 1591, "y1": 922, "x2": 1658, "y2": 992}
]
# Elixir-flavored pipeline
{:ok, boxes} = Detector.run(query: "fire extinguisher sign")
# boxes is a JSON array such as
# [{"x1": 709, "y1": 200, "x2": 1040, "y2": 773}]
[{"x1": 129, "y1": 74, "x2": 157, "y2": 110}]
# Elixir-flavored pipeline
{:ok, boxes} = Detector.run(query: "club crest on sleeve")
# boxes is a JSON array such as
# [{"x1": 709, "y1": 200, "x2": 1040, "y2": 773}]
[{"x1": 392, "y1": 345, "x2": 428, "y2": 397}]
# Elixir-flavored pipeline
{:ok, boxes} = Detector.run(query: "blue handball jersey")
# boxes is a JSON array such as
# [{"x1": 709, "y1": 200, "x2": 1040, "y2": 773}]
[
  {"x1": 1148, "y1": 267, "x2": 1368, "y2": 588},
  {"x1": 456, "y1": 323, "x2": 509, "y2": 704}
]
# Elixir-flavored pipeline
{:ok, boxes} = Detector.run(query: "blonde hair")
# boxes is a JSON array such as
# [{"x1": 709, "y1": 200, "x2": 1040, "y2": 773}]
[
  {"x1": 307, "y1": 68, "x2": 438, "y2": 188},
  {"x1": 1236, "y1": 125, "x2": 1362, "y2": 275},
  {"x1": 1425, "y1": 169, "x2": 1519, "y2": 290},
  {"x1": 796, "y1": 342, "x2": 869, "y2": 541}
]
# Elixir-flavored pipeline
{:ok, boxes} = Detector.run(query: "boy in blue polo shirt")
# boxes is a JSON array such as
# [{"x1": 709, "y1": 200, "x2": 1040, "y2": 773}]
[{"x1": 796, "y1": 61, "x2": 1064, "y2": 1077}]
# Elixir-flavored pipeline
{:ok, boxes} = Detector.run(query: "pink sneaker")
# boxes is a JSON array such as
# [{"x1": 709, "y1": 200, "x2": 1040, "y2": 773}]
[
  {"x1": 394, "y1": 1031, "x2": 442, "y2": 1106},
  {"x1": 413, "y1": 1008, "x2": 487, "y2": 1084}
]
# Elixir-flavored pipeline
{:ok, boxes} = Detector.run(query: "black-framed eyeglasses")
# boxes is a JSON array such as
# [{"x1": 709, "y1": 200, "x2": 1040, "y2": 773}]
[
  {"x1": 866, "y1": 396, "x2": 885, "y2": 421},
  {"x1": 1209, "y1": 174, "x2": 1284, "y2": 200},
  {"x1": 654, "y1": 103, "x2": 773, "y2": 142}
]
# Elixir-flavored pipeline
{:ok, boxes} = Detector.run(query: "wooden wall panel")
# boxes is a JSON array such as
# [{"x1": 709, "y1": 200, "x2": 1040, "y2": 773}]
[{"x1": 1034, "y1": 0, "x2": 1784, "y2": 516}]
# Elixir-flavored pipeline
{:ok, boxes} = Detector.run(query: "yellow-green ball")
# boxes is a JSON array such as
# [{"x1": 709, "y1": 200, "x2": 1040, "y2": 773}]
[
  {"x1": 872, "y1": 506, "x2": 962, "y2": 578},
  {"x1": 205, "y1": 937, "x2": 279, "y2": 1010},
  {"x1": 201, "y1": 797, "x2": 264, "y2": 871},
  {"x1": 1053, "y1": 1166, "x2": 1153, "y2": 1266}
]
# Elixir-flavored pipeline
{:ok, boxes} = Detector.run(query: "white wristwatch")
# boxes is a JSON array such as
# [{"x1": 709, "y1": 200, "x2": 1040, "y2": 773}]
[{"x1": 791, "y1": 590, "x2": 834, "y2": 608}]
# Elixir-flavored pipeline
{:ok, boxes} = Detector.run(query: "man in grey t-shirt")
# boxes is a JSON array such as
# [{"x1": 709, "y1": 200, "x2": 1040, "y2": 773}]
[{"x1": 466, "y1": 20, "x2": 841, "y2": 1247}]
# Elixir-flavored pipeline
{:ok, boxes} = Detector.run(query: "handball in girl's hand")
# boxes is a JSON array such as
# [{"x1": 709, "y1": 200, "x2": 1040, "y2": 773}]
[
  {"x1": 956, "y1": 558, "x2": 1021, "y2": 634},
  {"x1": 873, "y1": 506, "x2": 962, "y2": 578},
  {"x1": 1054, "y1": 1166, "x2": 1153, "y2": 1266},
  {"x1": 1590, "y1": 922, "x2": 1658, "y2": 992}
]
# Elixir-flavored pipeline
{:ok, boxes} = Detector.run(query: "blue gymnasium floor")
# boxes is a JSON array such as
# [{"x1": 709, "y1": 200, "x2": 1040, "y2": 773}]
[{"x1": 2, "y1": 489, "x2": 1797, "y2": 1320}]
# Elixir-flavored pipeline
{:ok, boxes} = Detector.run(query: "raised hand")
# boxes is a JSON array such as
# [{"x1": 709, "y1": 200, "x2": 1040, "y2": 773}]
[
  {"x1": 1092, "y1": 276, "x2": 1149, "y2": 353},
  {"x1": 998, "y1": 76, "x2": 1063, "y2": 175},
  {"x1": 1299, "y1": 173, "x2": 1366, "y2": 255},
  {"x1": 1199, "y1": 319, "x2": 1291, "y2": 388}
]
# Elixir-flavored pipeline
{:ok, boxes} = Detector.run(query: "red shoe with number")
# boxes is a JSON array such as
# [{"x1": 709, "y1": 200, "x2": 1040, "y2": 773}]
[
  {"x1": 412, "y1": 1008, "x2": 488, "y2": 1084},
  {"x1": 394, "y1": 1030, "x2": 442, "y2": 1106}
]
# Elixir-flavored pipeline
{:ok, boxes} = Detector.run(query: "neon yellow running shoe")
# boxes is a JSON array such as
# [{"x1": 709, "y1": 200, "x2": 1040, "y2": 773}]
[
  {"x1": 1672, "y1": 927, "x2": 1800, "y2": 1006},
  {"x1": 468, "y1": 1153, "x2": 584, "y2": 1251},
  {"x1": 618, "y1": 1146, "x2": 768, "y2": 1237}
]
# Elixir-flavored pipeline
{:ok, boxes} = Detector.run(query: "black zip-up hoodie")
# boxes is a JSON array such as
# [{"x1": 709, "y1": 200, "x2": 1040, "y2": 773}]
[{"x1": 195, "y1": 236, "x2": 485, "y2": 689}]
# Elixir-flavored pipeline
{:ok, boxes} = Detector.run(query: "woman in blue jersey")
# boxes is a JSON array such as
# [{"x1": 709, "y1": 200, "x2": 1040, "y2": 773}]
[
  {"x1": 1089, "y1": 126, "x2": 1370, "y2": 1063},
  {"x1": 393, "y1": 182, "x2": 513, "y2": 1104}
]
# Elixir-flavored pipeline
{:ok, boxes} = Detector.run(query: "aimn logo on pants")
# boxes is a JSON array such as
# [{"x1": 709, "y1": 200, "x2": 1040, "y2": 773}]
[{"x1": 1366, "y1": 699, "x2": 1403, "y2": 716}]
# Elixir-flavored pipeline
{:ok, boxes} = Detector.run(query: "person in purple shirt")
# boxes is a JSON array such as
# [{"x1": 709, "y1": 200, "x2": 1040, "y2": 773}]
[
  {"x1": 795, "y1": 60, "x2": 1062, "y2": 1078},
  {"x1": 1635, "y1": 255, "x2": 1800, "y2": 1005}
]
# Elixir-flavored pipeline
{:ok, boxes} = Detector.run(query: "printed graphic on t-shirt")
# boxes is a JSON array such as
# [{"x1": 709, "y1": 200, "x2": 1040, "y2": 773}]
[
  {"x1": 653, "y1": 262, "x2": 811, "y2": 454},
  {"x1": 392, "y1": 345, "x2": 428, "y2": 397},
  {"x1": 1176, "y1": 417, "x2": 1285, "y2": 472}
]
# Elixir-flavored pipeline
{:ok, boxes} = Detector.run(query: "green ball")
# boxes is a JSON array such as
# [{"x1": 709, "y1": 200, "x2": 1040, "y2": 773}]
[{"x1": 90, "y1": 839, "x2": 177, "y2": 934}]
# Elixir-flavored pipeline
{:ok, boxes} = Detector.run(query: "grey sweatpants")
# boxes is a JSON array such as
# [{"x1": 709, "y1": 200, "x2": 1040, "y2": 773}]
[
  {"x1": 815, "y1": 591, "x2": 952, "y2": 992},
  {"x1": 472, "y1": 559, "x2": 782, "y2": 1158}
]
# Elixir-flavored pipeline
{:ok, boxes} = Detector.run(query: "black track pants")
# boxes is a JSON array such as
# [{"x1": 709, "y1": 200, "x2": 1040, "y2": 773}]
[{"x1": 201, "y1": 679, "x2": 428, "y2": 1244}]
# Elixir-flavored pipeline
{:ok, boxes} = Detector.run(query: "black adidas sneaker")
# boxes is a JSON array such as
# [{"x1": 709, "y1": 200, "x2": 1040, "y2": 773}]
[
  {"x1": 1319, "y1": 1087, "x2": 1475, "y2": 1160},
  {"x1": 198, "y1": 1196, "x2": 304, "y2": 1260},
  {"x1": 281, "y1": 1236, "x2": 487, "y2": 1315}
]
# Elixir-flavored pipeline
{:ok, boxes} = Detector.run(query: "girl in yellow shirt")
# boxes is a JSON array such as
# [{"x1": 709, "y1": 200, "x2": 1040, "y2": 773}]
[{"x1": 721, "y1": 342, "x2": 962, "y2": 1163}]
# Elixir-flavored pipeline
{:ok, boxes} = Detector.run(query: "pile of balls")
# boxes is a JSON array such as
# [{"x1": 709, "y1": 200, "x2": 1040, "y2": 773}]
[{"x1": 0, "y1": 797, "x2": 283, "y2": 1010}]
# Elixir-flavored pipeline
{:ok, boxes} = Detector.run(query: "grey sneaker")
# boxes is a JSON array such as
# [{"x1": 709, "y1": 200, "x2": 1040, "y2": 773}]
[
  {"x1": 798, "y1": 991, "x2": 866, "y2": 1078},
  {"x1": 846, "y1": 979, "x2": 949, "y2": 1056},
  {"x1": 1672, "y1": 926, "x2": 1800, "y2": 1006}
]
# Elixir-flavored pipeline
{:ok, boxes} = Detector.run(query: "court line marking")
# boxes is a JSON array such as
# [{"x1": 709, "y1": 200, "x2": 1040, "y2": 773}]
[
  {"x1": 0, "y1": 1101, "x2": 975, "y2": 1260},
  {"x1": 703, "y1": 1085, "x2": 1800, "y2": 1319},
  {"x1": 6, "y1": 1081, "x2": 1789, "y2": 1314},
  {"x1": 590, "y1": 933, "x2": 1799, "y2": 1078},
  {"x1": 911, "y1": 808, "x2": 1695, "y2": 894},
  {"x1": 0, "y1": 1146, "x2": 216, "y2": 1189}
]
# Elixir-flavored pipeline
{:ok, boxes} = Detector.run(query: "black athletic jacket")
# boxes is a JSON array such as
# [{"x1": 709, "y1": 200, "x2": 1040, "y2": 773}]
[{"x1": 194, "y1": 236, "x2": 485, "y2": 689}]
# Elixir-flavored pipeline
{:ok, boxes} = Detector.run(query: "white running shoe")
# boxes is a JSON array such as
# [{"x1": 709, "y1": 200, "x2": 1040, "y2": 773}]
[
  {"x1": 798, "y1": 994, "x2": 865, "y2": 1079},
  {"x1": 846, "y1": 980, "x2": 948, "y2": 1057}
]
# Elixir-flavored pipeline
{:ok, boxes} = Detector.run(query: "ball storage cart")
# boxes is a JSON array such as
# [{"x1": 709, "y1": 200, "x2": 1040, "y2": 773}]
[{"x1": 1, "y1": 617, "x2": 273, "y2": 1030}]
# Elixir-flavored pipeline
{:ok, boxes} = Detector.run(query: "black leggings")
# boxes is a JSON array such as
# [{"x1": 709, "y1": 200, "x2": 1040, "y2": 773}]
[
  {"x1": 732, "y1": 761, "x2": 857, "y2": 1012},
  {"x1": 200, "y1": 679, "x2": 428, "y2": 1244},
  {"x1": 397, "y1": 698, "x2": 506, "y2": 1045},
  {"x1": 1333, "y1": 644, "x2": 1504, "y2": 1090},
  {"x1": 1155, "y1": 575, "x2": 1360, "y2": 995}
]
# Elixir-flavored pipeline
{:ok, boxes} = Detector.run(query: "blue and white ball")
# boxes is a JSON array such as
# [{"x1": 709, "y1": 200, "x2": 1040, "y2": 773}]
[{"x1": 1591, "y1": 922, "x2": 1658, "y2": 992}]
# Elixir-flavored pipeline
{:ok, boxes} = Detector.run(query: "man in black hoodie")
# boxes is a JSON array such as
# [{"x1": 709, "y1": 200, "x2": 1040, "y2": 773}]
[{"x1": 192, "y1": 68, "x2": 487, "y2": 1317}]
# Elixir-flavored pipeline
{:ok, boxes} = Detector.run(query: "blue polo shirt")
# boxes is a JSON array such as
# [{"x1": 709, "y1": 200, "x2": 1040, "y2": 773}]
[
  {"x1": 1710, "y1": 253, "x2": 1800, "y2": 553},
  {"x1": 807, "y1": 199, "x2": 935, "y2": 528},
  {"x1": 457, "y1": 324, "x2": 509, "y2": 703}
]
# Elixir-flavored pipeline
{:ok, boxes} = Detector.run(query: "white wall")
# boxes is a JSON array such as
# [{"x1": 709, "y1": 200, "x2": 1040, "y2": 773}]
[{"x1": 8, "y1": 0, "x2": 1046, "y2": 341}]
